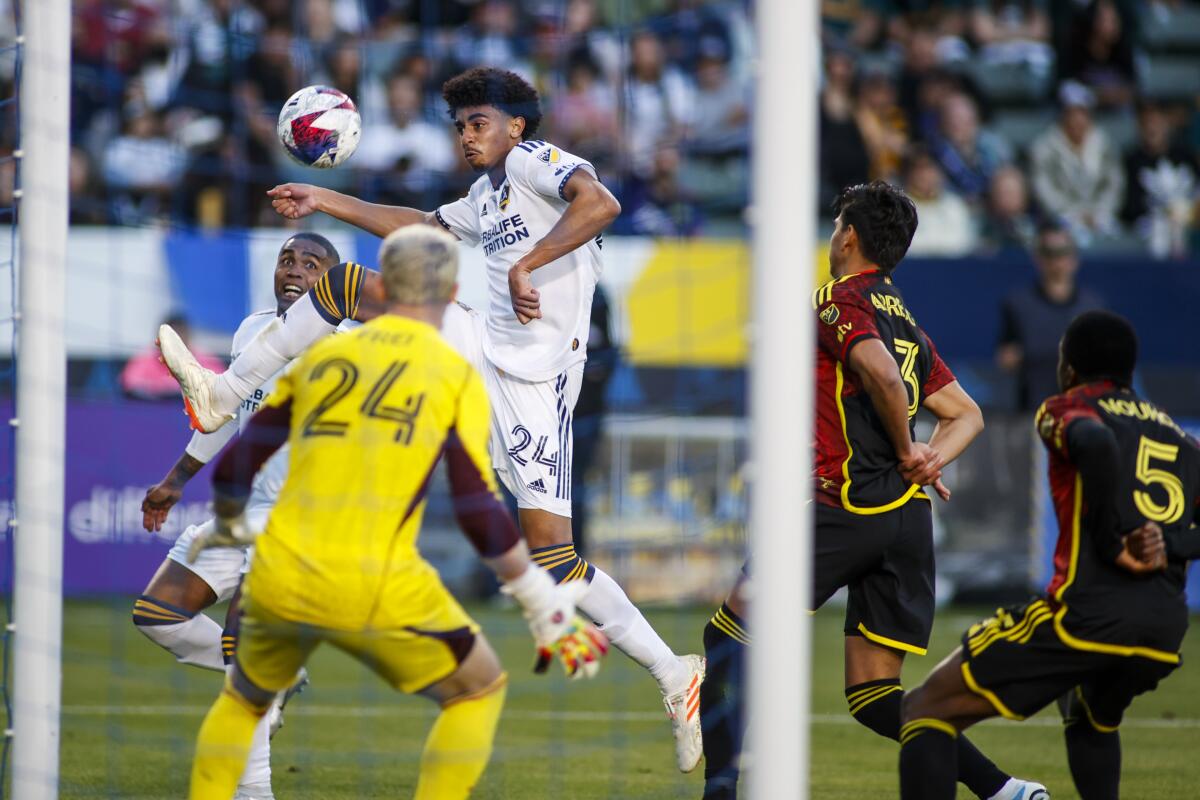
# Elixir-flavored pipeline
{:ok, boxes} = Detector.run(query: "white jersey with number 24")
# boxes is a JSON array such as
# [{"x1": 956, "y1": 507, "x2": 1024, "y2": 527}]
[{"x1": 435, "y1": 140, "x2": 602, "y2": 383}]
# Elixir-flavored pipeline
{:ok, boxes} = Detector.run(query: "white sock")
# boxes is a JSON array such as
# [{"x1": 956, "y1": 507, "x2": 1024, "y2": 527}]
[
  {"x1": 578, "y1": 567, "x2": 688, "y2": 694},
  {"x1": 135, "y1": 613, "x2": 225, "y2": 672},
  {"x1": 237, "y1": 713, "x2": 274, "y2": 797},
  {"x1": 216, "y1": 294, "x2": 335, "y2": 413}
]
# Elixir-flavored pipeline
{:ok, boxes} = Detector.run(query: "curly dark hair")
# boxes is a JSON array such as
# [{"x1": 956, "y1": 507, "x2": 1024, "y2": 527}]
[
  {"x1": 1063, "y1": 310, "x2": 1138, "y2": 387},
  {"x1": 832, "y1": 181, "x2": 919, "y2": 274},
  {"x1": 442, "y1": 67, "x2": 542, "y2": 140}
]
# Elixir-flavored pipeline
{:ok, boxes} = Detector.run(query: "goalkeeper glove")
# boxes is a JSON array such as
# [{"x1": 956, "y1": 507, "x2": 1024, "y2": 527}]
[
  {"x1": 501, "y1": 566, "x2": 609, "y2": 679},
  {"x1": 186, "y1": 513, "x2": 258, "y2": 563}
]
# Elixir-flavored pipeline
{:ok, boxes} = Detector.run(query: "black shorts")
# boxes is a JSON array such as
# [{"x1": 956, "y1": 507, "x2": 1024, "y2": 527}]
[
  {"x1": 960, "y1": 599, "x2": 1180, "y2": 727},
  {"x1": 812, "y1": 498, "x2": 935, "y2": 655}
]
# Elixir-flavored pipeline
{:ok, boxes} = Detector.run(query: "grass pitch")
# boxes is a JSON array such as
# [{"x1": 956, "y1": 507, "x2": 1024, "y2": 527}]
[{"x1": 47, "y1": 599, "x2": 1200, "y2": 798}]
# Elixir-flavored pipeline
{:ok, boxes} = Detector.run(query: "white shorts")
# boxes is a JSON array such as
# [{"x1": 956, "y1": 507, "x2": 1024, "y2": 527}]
[
  {"x1": 444, "y1": 302, "x2": 583, "y2": 517},
  {"x1": 167, "y1": 520, "x2": 249, "y2": 603}
]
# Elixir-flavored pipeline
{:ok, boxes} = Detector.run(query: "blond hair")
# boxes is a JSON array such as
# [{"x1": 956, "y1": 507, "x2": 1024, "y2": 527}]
[{"x1": 378, "y1": 226, "x2": 459, "y2": 305}]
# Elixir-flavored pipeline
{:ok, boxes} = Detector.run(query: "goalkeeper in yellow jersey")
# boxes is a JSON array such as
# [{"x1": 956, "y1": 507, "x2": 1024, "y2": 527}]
[{"x1": 186, "y1": 226, "x2": 607, "y2": 800}]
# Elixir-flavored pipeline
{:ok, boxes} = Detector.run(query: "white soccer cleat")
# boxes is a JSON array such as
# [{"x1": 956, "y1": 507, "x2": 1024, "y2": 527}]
[
  {"x1": 156, "y1": 323, "x2": 236, "y2": 433},
  {"x1": 988, "y1": 777, "x2": 1050, "y2": 800},
  {"x1": 267, "y1": 668, "x2": 309, "y2": 739},
  {"x1": 662, "y1": 654, "x2": 706, "y2": 773}
]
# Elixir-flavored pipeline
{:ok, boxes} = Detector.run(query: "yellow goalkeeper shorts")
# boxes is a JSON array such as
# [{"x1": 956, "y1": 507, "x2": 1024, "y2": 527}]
[{"x1": 236, "y1": 587, "x2": 479, "y2": 695}]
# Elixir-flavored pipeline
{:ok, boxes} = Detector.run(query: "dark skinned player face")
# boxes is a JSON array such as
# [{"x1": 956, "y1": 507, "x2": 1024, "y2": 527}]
[
  {"x1": 1056, "y1": 338, "x2": 1078, "y2": 393},
  {"x1": 453, "y1": 105, "x2": 524, "y2": 173},
  {"x1": 274, "y1": 237, "x2": 333, "y2": 314}
]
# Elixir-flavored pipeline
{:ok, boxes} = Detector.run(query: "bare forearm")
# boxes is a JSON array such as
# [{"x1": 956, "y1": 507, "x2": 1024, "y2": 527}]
[
  {"x1": 927, "y1": 414, "x2": 983, "y2": 466},
  {"x1": 316, "y1": 188, "x2": 434, "y2": 238},
  {"x1": 164, "y1": 452, "x2": 205, "y2": 489}
]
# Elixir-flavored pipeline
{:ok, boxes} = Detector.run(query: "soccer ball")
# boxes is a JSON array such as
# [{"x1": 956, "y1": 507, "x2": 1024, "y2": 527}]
[{"x1": 277, "y1": 85, "x2": 361, "y2": 169}]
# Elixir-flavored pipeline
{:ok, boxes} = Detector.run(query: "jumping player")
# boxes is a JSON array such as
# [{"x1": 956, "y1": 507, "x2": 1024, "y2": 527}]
[
  {"x1": 157, "y1": 67, "x2": 705, "y2": 770},
  {"x1": 899, "y1": 310, "x2": 1198, "y2": 800},
  {"x1": 698, "y1": 182, "x2": 1043, "y2": 800},
  {"x1": 186, "y1": 226, "x2": 605, "y2": 800},
  {"x1": 133, "y1": 232, "x2": 339, "y2": 800}
]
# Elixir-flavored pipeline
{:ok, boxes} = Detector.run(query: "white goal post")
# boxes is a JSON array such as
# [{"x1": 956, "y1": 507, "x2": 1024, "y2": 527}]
[
  {"x1": 749, "y1": 1, "x2": 816, "y2": 798},
  {"x1": 11, "y1": 0, "x2": 69, "y2": 796}
]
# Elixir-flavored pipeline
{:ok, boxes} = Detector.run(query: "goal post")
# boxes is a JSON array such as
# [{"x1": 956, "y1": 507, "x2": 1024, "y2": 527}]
[
  {"x1": 11, "y1": 0, "x2": 69, "y2": 796},
  {"x1": 748, "y1": 1, "x2": 817, "y2": 798}
]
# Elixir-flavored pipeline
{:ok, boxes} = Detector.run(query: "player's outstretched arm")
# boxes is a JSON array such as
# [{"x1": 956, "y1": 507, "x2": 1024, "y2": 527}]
[
  {"x1": 508, "y1": 170, "x2": 620, "y2": 324},
  {"x1": 267, "y1": 183, "x2": 438, "y2": 238},
  {"x1": 847, "y1": 338, "x2": 942, "y2": 484}
]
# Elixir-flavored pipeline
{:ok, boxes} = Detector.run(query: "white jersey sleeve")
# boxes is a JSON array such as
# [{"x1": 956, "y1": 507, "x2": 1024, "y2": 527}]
[
  {"x1": 435, "y1": 194, "x2": 482, "y2": 246},
  {"x1": 508, "y1": 141, "x2": 597, "y2": 201}
]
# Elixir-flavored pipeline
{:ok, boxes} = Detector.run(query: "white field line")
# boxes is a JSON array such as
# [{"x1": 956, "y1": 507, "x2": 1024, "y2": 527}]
[{"x1": 60, "y1": 705, "x2": 1200, "y2": 729}]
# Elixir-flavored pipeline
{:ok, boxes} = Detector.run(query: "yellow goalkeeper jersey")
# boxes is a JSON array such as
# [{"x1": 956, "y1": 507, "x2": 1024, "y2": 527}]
[{"x1": 244, "y1": 314, "x2": 497, "y2": 630}]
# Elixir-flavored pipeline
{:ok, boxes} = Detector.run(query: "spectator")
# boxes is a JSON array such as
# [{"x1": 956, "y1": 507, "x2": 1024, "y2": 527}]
[
  {"x1": 548, "y1": 54, "x2": 618, "y2": 171},
  {"x1": 648, "y1": 0, "x2": 735, "y2": 74},
  {"x1": 822, "y1": 0, "x2": 887, "y2": 50},
  {"x1": 685, "y1": 42, "x2": 750, "y2": 157},
  {"x1": 102, "y1": 104, "x2": 186, "y2": 223},
  {"x1": 120, "y1": 314, "x2": 225, "y2": 400},
  {"x1": 1123, "y1": 101, "x2": 1198, "y2": 258},
  {"x1": 561, "y1": 0, "x2": 623, "y2": 82},
  {"x1": 450, "y1": 0, "x2": 529, "y2": 77},
  {"x1": 354, "y1": 73, "x2": 456, "y2": 206},
  {"x1": 903, "y1": 148, "x2": 978, "y2": 255},
  {"x1": 1029, "y1": 81, "x2": 1124, "y2": 243},
  {"x1": 980, "y1": 164, "x2": 1038, "y2": 252},
  {"x1": 69, "y1": 147, "x2": 108, "y2": 225},
  {"x1": 1057, "y1": 0, "x2": 1136, "y2": 110},
  {"x1": 968, "y1": 0, "x2": 1053, "y2": 77},
  {"x1": 996, "y1": 222, "x2": 1105, "y2": 410},
  {"x1": 856, "y1": 68, "x2": 909, "y2": 182},
  {"x1": 622, "y1": 29, "x2": 693, "y2": 178},
  {"x1": 614, "y1": 147, "x2": 702, "y2": 237},
  {"x1": 819, "y1": 47, "x2": 871, "y2": 207},
  {"x1": 882, "y1": 0, "x2": 970, "y2": 52},
  {"x1": 928, "y1": 90, "x2": 1011, "y2": 202}
]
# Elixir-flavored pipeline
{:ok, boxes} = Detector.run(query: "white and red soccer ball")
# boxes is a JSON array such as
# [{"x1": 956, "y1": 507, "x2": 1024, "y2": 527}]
[{"x1": 277, "y1": 85, "x2": 361, "y2": 168}]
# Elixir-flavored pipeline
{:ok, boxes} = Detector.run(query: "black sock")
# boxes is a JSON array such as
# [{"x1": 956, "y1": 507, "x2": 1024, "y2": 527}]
[
  {"x1": 846, "y1": 680, "x2": 1009, "y2": 799},
  {"x1": 1060, "y1": 689, "x2": 1120, "y2": 800},
  {"x1": 700, "y1": 604, "x2": 749, "y2": 800},
  {"x1": 899, "y1": 719, "x2": 958, "y2": 800}
]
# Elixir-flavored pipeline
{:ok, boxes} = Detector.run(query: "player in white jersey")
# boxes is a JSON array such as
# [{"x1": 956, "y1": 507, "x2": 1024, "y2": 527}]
[
  {"x1": 132, "y1": 233, "x2": 340, "y2": 800},
  {"x1": 155, "y1": 67, "x2": 707, "y2": 771}
]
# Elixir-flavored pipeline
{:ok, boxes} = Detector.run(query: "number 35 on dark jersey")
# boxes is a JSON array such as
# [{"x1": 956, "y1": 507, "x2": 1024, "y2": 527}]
[{"x1": 812, "y1": 269, "x2": 955, "y2": 514}]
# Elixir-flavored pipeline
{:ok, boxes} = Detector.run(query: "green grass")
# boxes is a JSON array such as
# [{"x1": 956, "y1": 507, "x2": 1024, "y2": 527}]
[{"x1": 42, "y1": 599, "x2": 1200, "y2": 798}]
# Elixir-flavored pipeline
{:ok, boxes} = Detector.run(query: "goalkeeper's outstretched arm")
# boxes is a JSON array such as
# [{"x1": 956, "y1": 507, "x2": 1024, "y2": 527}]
[{"x1": 267, "y1": 183, "x2": 439, "y2": 238}]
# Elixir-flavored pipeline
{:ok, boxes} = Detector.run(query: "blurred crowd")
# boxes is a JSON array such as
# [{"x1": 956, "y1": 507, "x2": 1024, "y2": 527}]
[{"x1": 0, "y1": 0, "x2": 1198, "y2": 256}]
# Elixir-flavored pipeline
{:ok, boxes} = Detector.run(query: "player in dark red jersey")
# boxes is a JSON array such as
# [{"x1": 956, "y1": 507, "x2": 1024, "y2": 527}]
[
  {"x1": 898, "y1": 310, "x2": 1200, "y2": 800},
  {"x1": 699, "y1": 182, "x2": 1040, "y2": 800}
]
